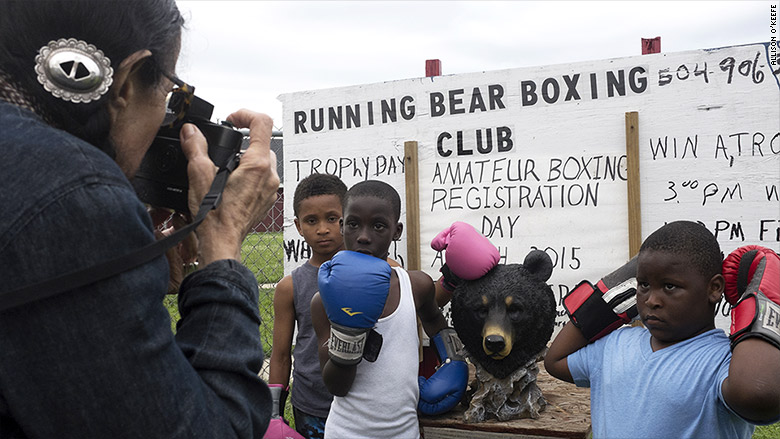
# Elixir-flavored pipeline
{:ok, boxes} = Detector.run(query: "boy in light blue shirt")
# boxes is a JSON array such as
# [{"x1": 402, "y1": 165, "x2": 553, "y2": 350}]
[{"x1": 545, "y1": 221, "x2": 780, "y2": 438}]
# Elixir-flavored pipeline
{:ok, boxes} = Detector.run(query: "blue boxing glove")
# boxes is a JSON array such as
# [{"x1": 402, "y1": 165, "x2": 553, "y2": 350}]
[
  {"x1": 318, "y1": 250, "x2": 391, "y2": 366},
  {"x1": 418, "y1": 328, "x2": 468, "y2": 415}
]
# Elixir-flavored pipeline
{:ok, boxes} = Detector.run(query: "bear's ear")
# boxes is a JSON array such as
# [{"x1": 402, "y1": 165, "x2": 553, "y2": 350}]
[{"x1": 523, "y1": 250, "x2": 553, "y2": 282}]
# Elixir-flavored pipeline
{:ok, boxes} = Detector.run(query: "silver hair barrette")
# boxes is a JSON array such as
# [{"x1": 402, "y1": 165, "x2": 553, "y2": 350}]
[{"x1": 34, "y1": 38, "x2": 113, "y2": 104}]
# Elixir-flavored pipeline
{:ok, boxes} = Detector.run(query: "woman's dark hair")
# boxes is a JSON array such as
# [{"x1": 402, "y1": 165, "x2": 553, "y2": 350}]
[{"x1": 0, "y1": 0, "x2": 184, "y2": 157}]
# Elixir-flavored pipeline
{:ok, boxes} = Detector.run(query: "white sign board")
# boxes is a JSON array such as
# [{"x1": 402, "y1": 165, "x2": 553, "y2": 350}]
[{"x1": 279, "y1": 42, "x2": 780, "y2": 333}]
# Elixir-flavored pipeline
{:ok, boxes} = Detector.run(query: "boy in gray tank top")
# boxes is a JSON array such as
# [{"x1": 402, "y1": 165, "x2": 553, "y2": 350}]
[{"x1": 268, "y1": 173, "x2": 347, "y2": 439}]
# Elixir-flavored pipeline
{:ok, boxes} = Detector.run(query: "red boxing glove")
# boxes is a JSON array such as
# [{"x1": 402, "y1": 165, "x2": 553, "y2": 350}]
[
  {"x1": 723, "y1": 245, "x2": 780, "y2": 351},
  {"x1": 431, "y1": 222, "x2": 500, "y2": 291}
]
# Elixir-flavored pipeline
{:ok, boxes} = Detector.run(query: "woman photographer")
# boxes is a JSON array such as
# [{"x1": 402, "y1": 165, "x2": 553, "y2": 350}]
[{"x1": 0, "y1": 1, "x2": 277, "y2": 437}]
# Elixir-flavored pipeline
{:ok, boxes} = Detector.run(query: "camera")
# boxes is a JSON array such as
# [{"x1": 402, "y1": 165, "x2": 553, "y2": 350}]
[{"x1": 132, "y1": 95, "x2": 245, "y2": 213}]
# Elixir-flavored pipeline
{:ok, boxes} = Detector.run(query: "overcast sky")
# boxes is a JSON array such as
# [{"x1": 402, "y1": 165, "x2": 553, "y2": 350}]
[{"x1": 174, "y1": 1, "x2": 773, "y2": 132}]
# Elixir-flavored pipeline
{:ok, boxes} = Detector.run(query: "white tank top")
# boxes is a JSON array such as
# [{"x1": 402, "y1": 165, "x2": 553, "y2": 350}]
[{"x1": 324, "y1": 267, "x2": 420, "y2": 439}]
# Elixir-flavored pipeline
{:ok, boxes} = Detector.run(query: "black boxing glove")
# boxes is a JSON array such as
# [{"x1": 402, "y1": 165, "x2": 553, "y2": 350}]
[{"x1": 563, "y1": 257, "x2": 638, "y2": 342}]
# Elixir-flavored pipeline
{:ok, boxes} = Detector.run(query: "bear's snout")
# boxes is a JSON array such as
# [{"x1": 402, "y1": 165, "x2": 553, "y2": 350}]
[
  {"x1": 485, "y1": 335, "x2": 505, "y2": 354},
  {"x1": 482, "y1": 324, "x2": 513, "y2": 359}
]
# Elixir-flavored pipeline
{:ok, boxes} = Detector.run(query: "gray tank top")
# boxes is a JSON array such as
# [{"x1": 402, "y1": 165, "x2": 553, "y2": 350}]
[{"x1": 290, "y1": 262, "x2": 332, "y2": 417}]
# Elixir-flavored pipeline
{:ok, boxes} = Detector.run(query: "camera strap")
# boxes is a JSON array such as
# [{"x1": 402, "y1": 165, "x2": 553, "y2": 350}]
[{"x1": 0, "y1": 168, "x2": 231, "y2": 313}]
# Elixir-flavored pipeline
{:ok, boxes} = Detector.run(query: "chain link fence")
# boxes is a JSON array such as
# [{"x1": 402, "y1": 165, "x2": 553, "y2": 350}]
[
  {"x1": 245, "y1": 187, "x2": 284, "y2": 380},
  {"x1": 164, "y1": 135, "x2": 285, "y2": 380}
]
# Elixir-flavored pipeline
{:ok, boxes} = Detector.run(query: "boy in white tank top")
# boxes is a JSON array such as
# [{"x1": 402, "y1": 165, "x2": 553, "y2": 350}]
[{"x1": 311, "y1": 180, "x2": 500, "y2": 439}]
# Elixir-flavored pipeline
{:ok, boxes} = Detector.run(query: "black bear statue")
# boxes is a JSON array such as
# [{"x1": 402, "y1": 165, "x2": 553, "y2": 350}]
[{"x1": 450, "y1": 249, "x2": 556, "y2": 423}]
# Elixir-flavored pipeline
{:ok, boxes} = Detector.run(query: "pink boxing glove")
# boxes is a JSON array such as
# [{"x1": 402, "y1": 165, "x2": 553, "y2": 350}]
[
  {"x1": 264, "y1": 418, "x2": 303, "y2": 439},
  {"x1": 263, "y1": 384, "x2": 304, "y2": 439},
  {"x1": 431, "y1": 222, "x2": 500, "y2": 291}
]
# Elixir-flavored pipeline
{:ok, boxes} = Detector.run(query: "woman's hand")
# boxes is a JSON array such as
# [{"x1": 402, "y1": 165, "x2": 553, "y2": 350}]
[{"x1": 179, "y1": 111, "x2": 279, "y2": 266}]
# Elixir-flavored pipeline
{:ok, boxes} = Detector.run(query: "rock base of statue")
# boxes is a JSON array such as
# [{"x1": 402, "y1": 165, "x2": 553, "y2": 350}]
[{"x1": 463, "y1": 351, "x2": 546, "y2": 423}]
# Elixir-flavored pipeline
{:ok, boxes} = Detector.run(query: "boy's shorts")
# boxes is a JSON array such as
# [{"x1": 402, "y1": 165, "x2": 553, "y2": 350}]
[{"x1": 293, "y1": 406, "x2": 326, "y2": 439}]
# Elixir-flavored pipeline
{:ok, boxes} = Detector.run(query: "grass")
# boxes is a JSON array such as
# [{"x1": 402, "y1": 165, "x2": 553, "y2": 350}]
[
  {"x1": 754, "y1": 422, "x2": 780, "y2": 438},
  {"x1": 241, "y1": 232, "x2": 285, "y2": 286}
]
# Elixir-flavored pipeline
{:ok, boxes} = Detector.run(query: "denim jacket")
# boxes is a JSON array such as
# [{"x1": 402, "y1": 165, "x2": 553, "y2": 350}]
[{"x1": 0, "y1": 101, "x2": 270, "y2": 438}]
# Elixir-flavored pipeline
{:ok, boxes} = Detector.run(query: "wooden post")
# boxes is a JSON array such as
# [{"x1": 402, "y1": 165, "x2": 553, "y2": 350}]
[
  {"x1": 405, "y1": 140, "x2": 429, "y2": 366},
  {"x1": 404, "y1": 141, "x2": 421, "y2": 271},
  {"x1": 625, "y1": 112, "x2": 641, "y2": 257}
]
